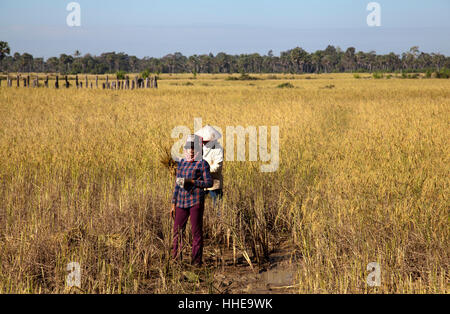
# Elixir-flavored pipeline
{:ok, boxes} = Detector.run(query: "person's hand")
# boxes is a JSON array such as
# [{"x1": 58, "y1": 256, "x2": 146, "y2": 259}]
[
  {"x1": 185, "y1": 179, "x2": 195, "y2": 185},
  {"x1": 170, "y1": 204, "x2": 176, "y2": 220},
  {"x1": 176, "y1": 177, "x2": 185, "y2": 188}
]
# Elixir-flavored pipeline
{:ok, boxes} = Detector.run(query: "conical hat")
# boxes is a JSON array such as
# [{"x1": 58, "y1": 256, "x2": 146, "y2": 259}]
[{"x1": 195, "y1": 125, "x2": 222, "y2": 142}]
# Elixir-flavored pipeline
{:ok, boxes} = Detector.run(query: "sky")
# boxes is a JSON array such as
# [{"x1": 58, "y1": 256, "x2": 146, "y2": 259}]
[{"x1": 1, "y1": 0, "x2": 449, "y2": 59}]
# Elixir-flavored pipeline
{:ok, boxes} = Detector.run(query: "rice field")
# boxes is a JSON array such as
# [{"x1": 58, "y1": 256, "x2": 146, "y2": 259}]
[{"x1": 0, "y1": 73, "x2": 448, "y2": 293}]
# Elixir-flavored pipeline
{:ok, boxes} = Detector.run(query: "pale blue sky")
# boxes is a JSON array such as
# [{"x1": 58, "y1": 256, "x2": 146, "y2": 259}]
[{"x1": 1, "y1": 0, "x2": 449, "y2": 58}]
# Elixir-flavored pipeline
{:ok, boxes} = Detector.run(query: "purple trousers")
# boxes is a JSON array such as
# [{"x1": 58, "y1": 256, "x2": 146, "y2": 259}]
[{"x1": 172, "y1": 202, "x2": 205, "y2": 265}]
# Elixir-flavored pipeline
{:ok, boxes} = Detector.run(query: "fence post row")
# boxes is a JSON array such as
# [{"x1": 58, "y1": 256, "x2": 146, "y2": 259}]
[{"x1": 2, "y1": 74, "x2": 159, "y2": 89}]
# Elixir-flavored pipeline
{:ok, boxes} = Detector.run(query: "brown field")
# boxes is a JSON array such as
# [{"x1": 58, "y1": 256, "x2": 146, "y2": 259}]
[{"x1": 0, "y1": 73, "x2": 448, "y2": 293}]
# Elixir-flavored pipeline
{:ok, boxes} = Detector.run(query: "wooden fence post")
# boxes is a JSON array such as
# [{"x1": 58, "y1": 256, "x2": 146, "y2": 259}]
[
  {"x1": 55, "y1": 76, "x2": 59, "y2": 89},
  {"x1": 65, "y1": 75, "x2": 70, "y2": 88},
  {"x1": 85, "y1": 75, "x2": 88, "y2": 88},
  {"x1": 154, "y1": 76, "x2": 158, "y2": 88},
  {"x1": 75, "y1": 75, "x2": 79, "y2": 88},
  {"x1": 96, "y1": 76, "x2": 98, "y2": 88},
  {"x1": 45, "y1": 76, "x2": 49, "y2": 88},
  {"x1": 23, "y1": 78, "x2": 27, "y2": 87},
  {"x1": 27, "y1": 75, "x2": 30, "y2": 87}
]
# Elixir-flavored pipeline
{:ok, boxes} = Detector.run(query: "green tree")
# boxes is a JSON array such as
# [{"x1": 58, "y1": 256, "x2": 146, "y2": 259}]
[
  {"x1": 59, "y1": 54, "x2": 74, "y2": 74},
  {"x1": 0, "y1": 41, "x2": 10, "y2": 62},
  {"x1": 20, "y1": 53, "x2": 34, "y2": 72}
]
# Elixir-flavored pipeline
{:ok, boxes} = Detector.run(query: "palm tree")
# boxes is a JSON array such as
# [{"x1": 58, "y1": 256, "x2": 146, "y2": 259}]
[
  {"x1": 311, "y1": 51, "x2": 323, "y2": 73},
  {"x1": 0, "y1": 41, "x2": 10, "y2": 62},
  {"x1": 20, "y1": 53, "x2": 33, "y2": 72},
  {"x1": 343, "y1": 47, "x2": 356, "y2": 72},
  {"x1": 59, "y1": 54, "x2": 74, "y2": 73},
  {"x1": 290, "y1": 47, "x2": 308, "y2": 73}
]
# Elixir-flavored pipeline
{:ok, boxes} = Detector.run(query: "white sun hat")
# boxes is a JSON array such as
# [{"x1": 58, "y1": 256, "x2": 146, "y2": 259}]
[{"x1": 195, "y1": 125, "x2": 222, "y2": 142}]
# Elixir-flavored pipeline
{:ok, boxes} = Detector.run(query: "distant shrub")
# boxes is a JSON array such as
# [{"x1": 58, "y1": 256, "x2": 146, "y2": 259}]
[
  {"x1": 242, "y1": 73, "x2": 259, "y2": 80},
  {"x1": 183, "y1": 81, "x2": 194, "y2": 86},
  {"x1": 373, "y1": 72, "x2": 384, "y2": 79},
  {"x1": 277, "y1": 82, "x2": 294, "y2": 89},
  {"x1": 435, "y1": 68, "x2": 450, "y2": 79},
  {"x1": 353, "y1": 74, "x2": 361, "y2": 79},
  {"x1": 226, "y1": 73, "x2": 259, "y2": 81},
  {"x1": 116, "y1": 71, "x2": 126, "y2": 80},
  {"x1": 266, "y1": 75, "x2": 278, "y2": 80},
  {"x1": 141, "y1": 70, "x2": 151, "y2": 79},
  {"x1": 226, "y1": 76, "x2": 239, "y2": 81}
]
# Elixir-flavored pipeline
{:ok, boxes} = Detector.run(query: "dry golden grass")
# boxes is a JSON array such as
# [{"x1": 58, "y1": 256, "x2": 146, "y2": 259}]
[{"x1": 0, "y1": 74, "x2": 448, "y2": 293}]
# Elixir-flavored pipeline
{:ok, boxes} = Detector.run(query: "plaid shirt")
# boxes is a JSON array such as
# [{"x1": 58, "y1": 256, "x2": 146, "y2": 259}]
[{"x1": 172, "y1": 159, "x2": 213, "y2": 208}]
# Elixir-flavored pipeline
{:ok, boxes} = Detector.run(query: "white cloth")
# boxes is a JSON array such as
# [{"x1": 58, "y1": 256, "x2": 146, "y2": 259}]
[
  {"x1": 195, "y1": 125, "x2": 222, "y2": 142},
  {"x1": 202, "y1": 140, "x2": 224, "y2": 190}
]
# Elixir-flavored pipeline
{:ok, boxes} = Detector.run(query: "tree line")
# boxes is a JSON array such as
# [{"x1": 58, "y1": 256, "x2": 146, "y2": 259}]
[{"x1": 1, "y1": 41, "x2": 449, "y2": 75}]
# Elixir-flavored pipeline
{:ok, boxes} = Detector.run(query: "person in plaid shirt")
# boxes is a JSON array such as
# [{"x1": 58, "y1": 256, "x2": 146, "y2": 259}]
[{"x1": 171, "y1": 134, "x2": 213, "y2": 266}]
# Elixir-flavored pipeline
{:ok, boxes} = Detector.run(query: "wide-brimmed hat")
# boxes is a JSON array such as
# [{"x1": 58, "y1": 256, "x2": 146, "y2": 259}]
[{"x1": 195, "y1": 125, "x2": 222, "y2": 142}]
